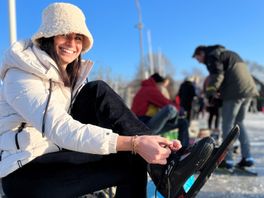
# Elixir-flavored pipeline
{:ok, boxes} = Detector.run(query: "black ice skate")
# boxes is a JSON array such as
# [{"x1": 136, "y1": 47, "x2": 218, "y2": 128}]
[
  {"x1": 179, "y1": 125, "x2": 240, "y2": 198},
  {"x1": 148, "y1": 136, "x2": 215, "y2": 198}
]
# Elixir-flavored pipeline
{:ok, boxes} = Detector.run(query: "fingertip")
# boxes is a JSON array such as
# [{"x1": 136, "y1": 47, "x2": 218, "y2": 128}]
[
  {"x1": 173, "y1": 139, "x2": 182, "y2": 146},
  {"x1": 161, "y1": 159, "x2": 167, "y2": 165},
  {"x1": 158, "y1": 136, "x2": 172, "y2": 145}
]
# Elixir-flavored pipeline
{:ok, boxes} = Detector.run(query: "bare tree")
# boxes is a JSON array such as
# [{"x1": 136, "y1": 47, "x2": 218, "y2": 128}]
[
  {"x1": 135, "y1": 52, "x2": 176, "y2": 79},
  {"x1": 89, "y1": 65, "x2": 134, "y2": 105},
  {"x1": 246, "y1": 60, "x2": 264, "y2": 84},
  {"x1": 246, "y1": 61, "x2": 264, "y2": 73},
  {"x1": 181, "y1": 66, "x2": 206, "y2": 87}
]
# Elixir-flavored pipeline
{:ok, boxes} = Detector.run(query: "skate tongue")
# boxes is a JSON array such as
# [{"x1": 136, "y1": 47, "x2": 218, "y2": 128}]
[
  {"x1": 175, "y1": 145, "x2": 192, "y2": 161},
  {"x1": 165, "y1": 151, "x2": 181, "y2": 177},
  {"x1": 180, "y1": 152, "x2": 191, "y2": 161}
]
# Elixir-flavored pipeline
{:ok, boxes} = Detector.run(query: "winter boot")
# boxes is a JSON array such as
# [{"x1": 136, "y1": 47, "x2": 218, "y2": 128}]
[{"x1": 237, "y1": 157, "x2": 254, "y2": 168}]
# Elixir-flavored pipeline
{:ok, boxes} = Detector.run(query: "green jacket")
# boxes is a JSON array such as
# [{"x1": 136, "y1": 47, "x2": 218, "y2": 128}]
[{"x1": 204, "y1": 45, "x2": 258, "y2": 100}]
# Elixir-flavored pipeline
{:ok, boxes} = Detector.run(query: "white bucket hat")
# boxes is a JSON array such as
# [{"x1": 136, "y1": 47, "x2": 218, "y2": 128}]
[{"x1": 32, "y1": 2, "x2": 93, "y2": 53}]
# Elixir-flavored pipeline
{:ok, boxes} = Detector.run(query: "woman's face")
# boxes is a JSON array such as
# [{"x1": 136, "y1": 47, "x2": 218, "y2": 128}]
[{"x1": 54, "y1": 33, "x2": 83, "y2": 69}]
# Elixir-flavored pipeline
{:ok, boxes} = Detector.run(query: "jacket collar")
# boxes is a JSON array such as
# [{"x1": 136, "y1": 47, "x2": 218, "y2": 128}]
[{"x1": 1, "y1": 39, "x2": 93, "y2": 87}]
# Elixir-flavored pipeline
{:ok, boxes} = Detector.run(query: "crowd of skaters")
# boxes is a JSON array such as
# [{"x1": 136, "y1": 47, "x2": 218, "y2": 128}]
[
  {"x1": 131, "y1": 44, "x2": 260, "y2": 172},
  {"x1": 131, "y1": 72, "x2": 218, "y2": 145}
]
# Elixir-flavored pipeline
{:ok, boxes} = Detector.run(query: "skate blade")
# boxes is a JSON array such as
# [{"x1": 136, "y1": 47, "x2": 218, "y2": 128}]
[
  {"x1": 215, "y1": 167, "x2": 234, "y2": 175},
  {"x1": 234, "y1": 166, "x2": 258, "y2": 176}
]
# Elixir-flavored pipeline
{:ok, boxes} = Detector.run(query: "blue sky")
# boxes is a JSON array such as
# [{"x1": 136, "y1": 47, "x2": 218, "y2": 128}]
[{"x1": 1, "y1": 0, "x2": 264, "y2": 80}]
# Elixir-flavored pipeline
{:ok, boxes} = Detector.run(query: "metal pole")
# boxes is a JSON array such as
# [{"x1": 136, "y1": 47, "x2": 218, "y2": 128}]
[
  {"x1": 8, "y1": 0, "x2": 17, "y2": 45},
  {"x1": 135, "y1": 0, "x2": 146, "y2": 78},
  {"x1": 158, "y1": 48, "x2": 163, "y2": 75},
  {"x1": 147, "y1": 30, "x2": 154, "y2": 75}
]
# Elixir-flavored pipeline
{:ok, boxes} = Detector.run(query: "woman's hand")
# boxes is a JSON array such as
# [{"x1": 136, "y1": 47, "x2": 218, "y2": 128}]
[
  {"x1": 135, "y1": 135, "x2": 182, "y2": 165},
  {"x1": 169, "y1": 139, "x2": 182, "y2": 151}
]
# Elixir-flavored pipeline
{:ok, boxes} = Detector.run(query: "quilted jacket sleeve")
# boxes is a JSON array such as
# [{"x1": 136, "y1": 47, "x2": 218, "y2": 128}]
[{"x1": 3, "y1": 69, "x2": 118, "y2": 154}]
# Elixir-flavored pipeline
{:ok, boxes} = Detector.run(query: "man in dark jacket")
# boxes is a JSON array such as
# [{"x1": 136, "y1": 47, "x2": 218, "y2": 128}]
[
  {"x1": 193, "y1": 45, "x2": 259, "y2": 170},
  {"x1": 131, "y1": 73, "x2": 189, "y2": 148}
]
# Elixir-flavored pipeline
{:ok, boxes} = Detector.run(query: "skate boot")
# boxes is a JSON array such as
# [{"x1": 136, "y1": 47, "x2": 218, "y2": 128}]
[
  {"x1": 218, "y1": 160, "x2": 234, "y2": 173},
  {"x1": 235, "y1": 157, "x2": 257, "y2": 176},
  {"x1": 184, "y1": 125, "x2": 240, "y2": 197},
  {"x1": 148, "y1": 137, "x2": 215, "y2": 198},
  {"x1": 237, "y1": 157, "x2": 254, "y2": 168}
]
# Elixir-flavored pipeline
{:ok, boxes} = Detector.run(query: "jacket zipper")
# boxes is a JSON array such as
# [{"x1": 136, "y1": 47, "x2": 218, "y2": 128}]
[{"x1": 68, "y1": 83, "x2": 84, "y2": 114}]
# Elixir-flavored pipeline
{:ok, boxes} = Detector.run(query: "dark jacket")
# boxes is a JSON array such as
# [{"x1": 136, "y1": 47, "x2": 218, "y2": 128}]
[
  {"x1": 178, "y1": 80, "x2": 196, "y2": 111},
  {"x1": 204, "y1": 45, "x2": 258, "y2": 100},
  {"x1": 131, "y1": 78, "x2": 175, "y2": 116}
]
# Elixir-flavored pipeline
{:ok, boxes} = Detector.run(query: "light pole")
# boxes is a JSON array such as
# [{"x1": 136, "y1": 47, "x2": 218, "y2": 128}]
[
  {"x1": 147, "y1": 30, "x2": 154, "y2": 75},
  {"x1": 135, "y1": 0, "x2": 148, "y2": 79},
  {"x1": 8, "y1": 0, "x2": 17, "y2": 45}
]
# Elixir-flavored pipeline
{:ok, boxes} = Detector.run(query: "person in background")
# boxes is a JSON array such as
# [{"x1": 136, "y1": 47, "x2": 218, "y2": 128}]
[
  {"x1": 145, "y1": 74, "x2": 172, "y2": 117},
  {"x1": 144, "y1": 74, "x2": 171, "y2": 117},
  {"x1": 159, "y1": 76, "x2": 171, "y2": 99},
  {"x1": 177, "y1": 76, "x2": 196, "y2": 122},
  {"x1": 198, "y1": 92, "x2": 206, "y2": 119},
  {"x1": 193, "y1": 44, "x2": 259, "y2": 170},
  {"x1": 131, "y1": 73, "x2": 190, "y2": 148},
  {"x1": 203, "y1": 75, "x2": 222, "y2": 143},
  {"x1": 0, "y1": 3, "x2": 214, "y2": 198}
]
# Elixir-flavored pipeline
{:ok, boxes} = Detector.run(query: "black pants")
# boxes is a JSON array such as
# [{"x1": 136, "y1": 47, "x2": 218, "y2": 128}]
[
  {"x1": 207, "y1": 106, "x2": 220, "y2": 129},
  {"x1": 3, "y1": 81, "x2": 150, "y2": 198}
]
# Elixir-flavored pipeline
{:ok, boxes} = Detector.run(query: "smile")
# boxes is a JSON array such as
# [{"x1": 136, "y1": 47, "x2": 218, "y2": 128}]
[{"x1": 59, "y1": 47, "x2": 76, "y2": 54}]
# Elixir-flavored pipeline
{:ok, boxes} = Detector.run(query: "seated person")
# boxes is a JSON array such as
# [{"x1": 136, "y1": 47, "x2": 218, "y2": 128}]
[
  {"x1": 0, "y1": 3, "x2": 214, "y2": 198},
  {"x1": 131, "y1": 73, "x2": 189, "y2": 148}
]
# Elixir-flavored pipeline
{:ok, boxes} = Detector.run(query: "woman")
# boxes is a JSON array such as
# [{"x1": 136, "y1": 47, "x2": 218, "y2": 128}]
[{"x1": 0, "y1": 3, "x2": 214, "y2": 198}]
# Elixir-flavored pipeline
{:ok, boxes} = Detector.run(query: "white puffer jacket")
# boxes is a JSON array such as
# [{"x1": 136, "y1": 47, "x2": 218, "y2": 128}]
[{"x1": 0, "y1": 40, "x2": 118, "y2": 178}]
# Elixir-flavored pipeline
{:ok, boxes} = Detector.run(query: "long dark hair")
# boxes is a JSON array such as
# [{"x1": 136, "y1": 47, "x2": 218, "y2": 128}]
[{"x1": 37, "y1": 37, "x2": 81, "y2": 88}]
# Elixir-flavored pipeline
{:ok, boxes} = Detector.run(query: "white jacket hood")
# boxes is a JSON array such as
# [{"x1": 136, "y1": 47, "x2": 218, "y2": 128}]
[{"x1": 1, "y1": 39, "x2": 93, "y2": 88}]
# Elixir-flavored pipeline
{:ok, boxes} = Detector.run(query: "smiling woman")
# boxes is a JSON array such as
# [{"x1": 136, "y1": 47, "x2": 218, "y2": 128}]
[
  {"x1": 0, "y1": 2, "x2": 215, "y2": 198},
  {"x1": 35, "y1": 34, "x2": 84, "y2": 88},
  {"x1": 54, "y1": 34, "x2": 83, "y2": 69}
]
